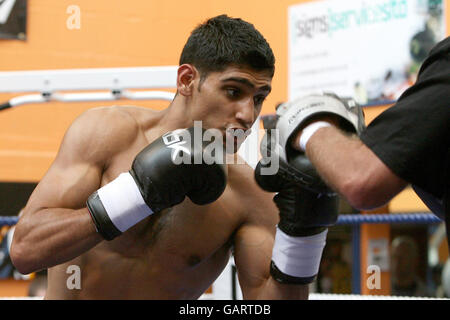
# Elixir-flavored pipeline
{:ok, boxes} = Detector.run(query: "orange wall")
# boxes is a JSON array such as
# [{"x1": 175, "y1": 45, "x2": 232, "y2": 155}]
[
  {"x1": 0, "y1": 0, "x2": 448, "y2": 298},
  {"x1": 0, "y1": 0, "x2": 317, "y2": 182},
  {"x1": 0, "y1": 279, "x2": 31, "y2": 297},
  {"x1": 0, "y1": 0, "x2": 449, "y2": 192}
]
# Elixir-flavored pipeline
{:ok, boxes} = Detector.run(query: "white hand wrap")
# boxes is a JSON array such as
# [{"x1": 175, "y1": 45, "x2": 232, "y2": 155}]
[
  {"x1": 97, "y1": 172, "x2": 153, "y2": 232},
  {"x1": 272, "y1": 227, "x2": 328, "y2": 279},
  {"x1": 276, "y1": 93, "x2": 364, "y2": 153},
  {"x1": 298, "y1": 121, "x2": 332, "y2": 152}
]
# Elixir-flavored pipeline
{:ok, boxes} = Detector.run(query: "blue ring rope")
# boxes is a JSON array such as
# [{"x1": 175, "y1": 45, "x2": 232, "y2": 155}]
[
  {"x1": 336, "y1": 212, "x2": 441, "y2": 225},
  {"x1": 0, "y1": 212, "x2": 441, "y2": 227},
  {"x1": 0, "y1": 216, "x2": 20, "y2": 226}
]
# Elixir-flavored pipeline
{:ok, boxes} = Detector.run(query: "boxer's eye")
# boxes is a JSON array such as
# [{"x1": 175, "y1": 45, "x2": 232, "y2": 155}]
[
  {"x1": 226, "y1": 87, "x2": 241, "y2": 98},
  {"x1": 254, "y1": 94, "x2": 266, "y2": 106}
]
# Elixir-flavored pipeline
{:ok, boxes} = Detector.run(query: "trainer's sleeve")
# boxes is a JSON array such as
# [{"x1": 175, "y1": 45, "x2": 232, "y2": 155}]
[{"x1": 360, "y1": 37, "x2": 450, "y2": 197}]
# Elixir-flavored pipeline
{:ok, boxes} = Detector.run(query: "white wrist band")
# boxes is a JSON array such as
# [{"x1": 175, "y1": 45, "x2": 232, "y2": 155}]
[
  {"x1": 299, "y1": 121, "x2": 332, "y2": 152},
  {"x1": 97, "y1": 172, "x2": 153, "y2": 232},
  {"x1": 271, "y1": 227, "x2": 328, "y2": 278}
]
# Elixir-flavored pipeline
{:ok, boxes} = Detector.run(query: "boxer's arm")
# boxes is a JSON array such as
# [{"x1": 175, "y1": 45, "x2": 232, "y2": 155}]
[
  {"x1": 292, "y1": 125, "x2": 407, "y2": 210},
  {"x1": 232, "y1": 165, "x2": 308, "y2": 300},
  {"x1": 10, "y1": 108, "x2": 137, "y2": 274},
  {"x1": 234, "y1": 223, "x2": 308, "y2": 300}
]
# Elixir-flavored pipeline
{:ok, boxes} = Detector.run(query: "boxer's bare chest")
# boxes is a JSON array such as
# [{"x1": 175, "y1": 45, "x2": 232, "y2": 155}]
[
  {"x1": 73, "y1": 131, "x2": 243, "y2": 298},
  {"x1": 101, "y1": 127, "x2": 242, "y2": 255},
  {"x1": 104, "y1": 145, "x2": 241, "y2": 257}
]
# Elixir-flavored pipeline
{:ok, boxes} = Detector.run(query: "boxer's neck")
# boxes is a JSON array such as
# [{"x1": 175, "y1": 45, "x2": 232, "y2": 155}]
[{"x1": 157, "y1": 95, "x2": 197, "y2": 132}]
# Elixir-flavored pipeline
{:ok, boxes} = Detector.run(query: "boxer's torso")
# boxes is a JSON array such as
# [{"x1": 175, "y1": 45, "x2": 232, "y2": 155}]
[{"x1": 45, "y1": 106, "x2": 255, "y2": 299}]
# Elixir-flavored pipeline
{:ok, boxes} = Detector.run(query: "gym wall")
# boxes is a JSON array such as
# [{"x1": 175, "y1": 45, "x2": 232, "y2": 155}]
[{"x1": 0, "y1": 0, "x2": 448, "y2": 211}]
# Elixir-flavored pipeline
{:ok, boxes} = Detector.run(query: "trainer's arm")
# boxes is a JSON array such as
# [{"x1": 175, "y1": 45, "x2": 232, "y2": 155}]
[
  {"x1": 292, "y1": 125, "x2": 408, "y2": 210},
  {"x1": 10, "y1": 108, "x2": 136, "y2": 274}
]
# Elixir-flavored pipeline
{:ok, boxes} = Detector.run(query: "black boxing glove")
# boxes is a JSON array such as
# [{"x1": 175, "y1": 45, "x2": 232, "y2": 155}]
[
  {"x1": 256, "y1": 159, "x2": 339, "y2": 232},
  {"x1": 259, "y1": 128, "x2": 334, "y2": 195},
  {"x1": 255, "y1": 150, "x2": 339, "y2": 284},
  {"x1": 87, "y1": 127, "x2": 227, "y2": 240}
]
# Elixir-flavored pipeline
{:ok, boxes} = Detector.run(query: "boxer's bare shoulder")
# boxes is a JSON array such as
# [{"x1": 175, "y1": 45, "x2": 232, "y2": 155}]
[
  {"x1": 59, "y1": 106, "x2": 162, "y2": 168},
  {"x1": 60, "y1": 107, "x2": 133, "y2": 158}
]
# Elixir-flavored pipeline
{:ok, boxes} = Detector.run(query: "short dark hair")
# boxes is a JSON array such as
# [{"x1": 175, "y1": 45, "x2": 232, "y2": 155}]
[{"x1": 180, "y1": 15, "x2": 275, "y2": 79}]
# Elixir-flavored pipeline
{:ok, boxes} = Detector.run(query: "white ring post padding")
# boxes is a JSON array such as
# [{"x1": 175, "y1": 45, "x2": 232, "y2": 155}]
[
  {"x1": 0, "y1": 66, "x2": 178, "y2": 107},
  {"x1": 9, "y1": 94, "x2": 48, "y2": 107},
  {"x1": 0, "y1": 66, "x2": 178, "y2": 93},
  {"x1": 7, "y1": 91, "x2": 175, "y2": 108},
  {"x1": 122, "y1": 90, "x2": 175, "y2": 101}
]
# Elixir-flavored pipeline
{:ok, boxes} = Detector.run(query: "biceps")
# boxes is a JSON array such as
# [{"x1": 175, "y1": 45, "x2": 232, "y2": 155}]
[
  {"x1": 233, "y1": 225, "x2": 275, "y2": 296},
  {"x1": 26, "y1": 158, "x2": 102, "y2": 213}
]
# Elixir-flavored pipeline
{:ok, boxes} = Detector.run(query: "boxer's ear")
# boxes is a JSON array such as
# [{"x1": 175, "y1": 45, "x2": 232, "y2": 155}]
[{"x1": 177, "y1": 64, "x2": 197, "y2": 96}]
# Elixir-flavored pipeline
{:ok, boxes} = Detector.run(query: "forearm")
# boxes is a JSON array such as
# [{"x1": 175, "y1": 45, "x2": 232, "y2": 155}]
[
  {"x1": 238, "y1": 227, "x2": 326, "y2": 300},
  {"x1": 234, "y1": 231, "x2": 310, "y2": 300},
  {"x1": 255, "y1": 277, "x2": 309, "y2": 300},
  {"x1": 11, "y1": 207, "x2": 102, "y2": 274},
  {"x1": 302, "y1": 126, "x2": 368, "y2": 194},
  {"x1": 295, "y1": 126, "x2": 407, "y2": 209}
]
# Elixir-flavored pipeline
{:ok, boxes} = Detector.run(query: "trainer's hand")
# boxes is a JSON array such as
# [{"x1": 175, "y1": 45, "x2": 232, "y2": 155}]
[
  {"x1": 276, "y1": 92, "x2": 365, "y2": 153},
  {"x1": 259, "y1": 129, "x2": 334, "y2": 195},
  {"x1": 87, "y1": 127, "x2": 227, "y2": 240}
]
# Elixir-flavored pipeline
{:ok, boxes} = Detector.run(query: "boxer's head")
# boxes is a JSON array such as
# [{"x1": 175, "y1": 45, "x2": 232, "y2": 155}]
[
  {"x1": 176, "y1": 15, "x2": 274, "y2": 152},
  {"x1": 179, "y1": 14, "x2": 275, "y2": 81}
]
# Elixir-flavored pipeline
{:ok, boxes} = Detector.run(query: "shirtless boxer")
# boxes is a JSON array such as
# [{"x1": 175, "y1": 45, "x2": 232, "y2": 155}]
[{"x1": 10, "y1": 15, "x2": 334, "y2": 300}]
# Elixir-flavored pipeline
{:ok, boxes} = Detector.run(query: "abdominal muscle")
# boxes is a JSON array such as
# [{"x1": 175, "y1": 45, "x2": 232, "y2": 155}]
[
  {"x1": 44, "y1": 199, "x2": 236, "y2": 300},
  {"x1": 45, "y1": 247, "x2": 231, "y2": 300}
]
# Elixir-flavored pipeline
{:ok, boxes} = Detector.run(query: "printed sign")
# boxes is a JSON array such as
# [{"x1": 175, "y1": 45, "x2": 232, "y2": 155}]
[
  {"x1": 0, "y1": 0, "x2": 27, "y2": 40},
  {"x1": 288, "y1": 0, "x2": 446, "y2": 104}
]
